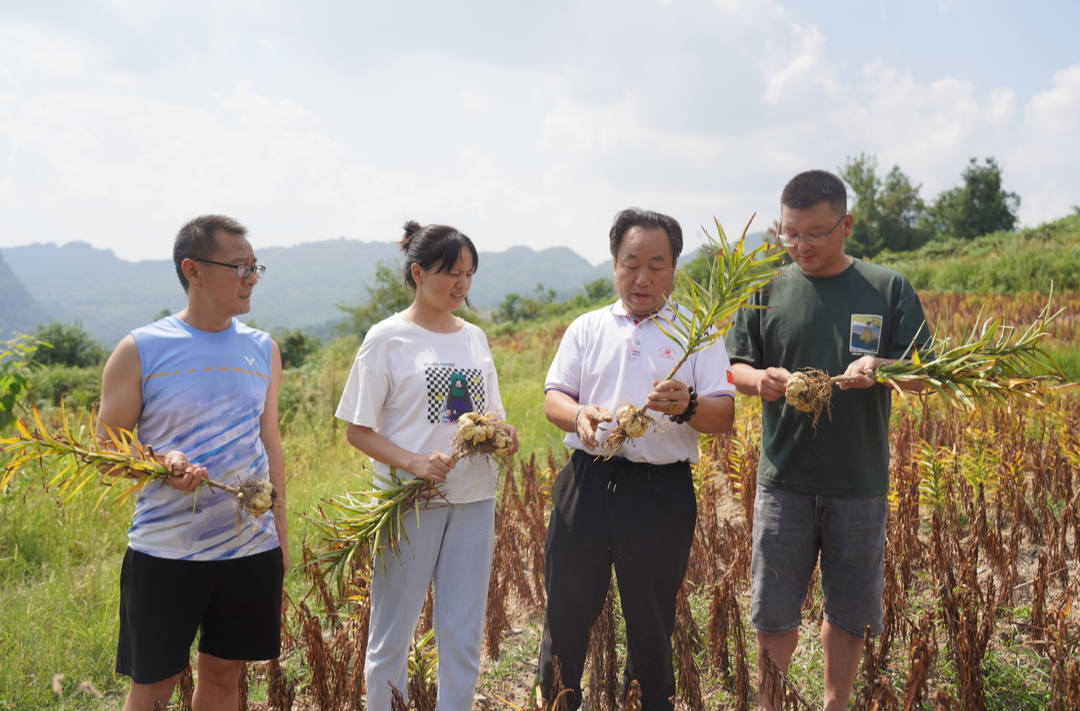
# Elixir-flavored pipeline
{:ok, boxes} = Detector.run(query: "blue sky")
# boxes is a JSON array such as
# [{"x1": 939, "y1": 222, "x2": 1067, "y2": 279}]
[{"x1": 1, "y1": 0, "x2": 1077, "y2": 266}]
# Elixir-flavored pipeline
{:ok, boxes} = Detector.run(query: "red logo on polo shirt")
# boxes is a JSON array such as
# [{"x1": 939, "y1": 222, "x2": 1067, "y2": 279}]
[
  {"x1": 658, "y1": 346, "x2": 676, "y2": 361},
  {"x1": 727, "y1": 369, "x2": 734, "y2": 384}
]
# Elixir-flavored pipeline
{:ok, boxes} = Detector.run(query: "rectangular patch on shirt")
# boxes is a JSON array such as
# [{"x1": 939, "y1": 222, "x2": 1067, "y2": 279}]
[
  {"x1": 424, "y1": 366, "x2": 486, "y2": 424},
  {"x1": 850, "y1": 314, "x2": 882, "y2": 355}
]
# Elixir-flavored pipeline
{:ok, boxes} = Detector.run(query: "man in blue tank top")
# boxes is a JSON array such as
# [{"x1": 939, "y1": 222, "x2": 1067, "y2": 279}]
[{"x1": 97, "y1": 215, "x2": 287, "y2": 711}]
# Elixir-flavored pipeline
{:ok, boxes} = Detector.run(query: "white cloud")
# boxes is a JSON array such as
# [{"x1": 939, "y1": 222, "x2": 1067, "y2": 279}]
[
  {"x1": 1022, "y1": 64, "x2": 1080, "y2": 136},
  {"x1": 1, "y1": 0, "x2": 1078, "y2": 270},
  {"x1": 0, "y1": 23, "x2": 104, "y2": 88},
  {"x1": 762, "y1": 24, "x2": 836, "y2": 105},
  {"x1": 1011, "y1": 64, "x2": 1080, "y2": 224}
]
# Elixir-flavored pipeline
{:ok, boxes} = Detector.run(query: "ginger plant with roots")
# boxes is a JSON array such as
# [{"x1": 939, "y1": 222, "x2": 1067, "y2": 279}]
[
  {"x1": 785, "y1": 298, "x2": 1071, "y2": 426},
  {"x1": 305, "y1": 467, "x2": 448, "y2": 590},
  {"x1": 602, "y1": 215, "x2": 784, "y2": 457},
  {"x1": 307, "y1": 411, "x2": 512, "y2": 590},
  {"x1": 0, "y1": 404, "x2": 277, "y2": 522}
]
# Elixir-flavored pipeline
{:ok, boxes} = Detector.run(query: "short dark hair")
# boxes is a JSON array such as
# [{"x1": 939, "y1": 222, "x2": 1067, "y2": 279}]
[
  {"x1": 608, "y1": 208, "x2": 683, "y2": 261},
  {"x1": 780, "y1": 170, "x2": 847, "y2": 214},
  {"x1": 173, "y1": 215, "x2": 248, "y2": 292},
  {"x1": 399, "y1": 220, "x2": 479, "y2": 309}
]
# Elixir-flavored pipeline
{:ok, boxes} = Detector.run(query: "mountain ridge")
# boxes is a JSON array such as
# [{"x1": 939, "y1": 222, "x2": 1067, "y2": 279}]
[{"x1": 0, "y1": 239, "x2": 616, "y2": 344}]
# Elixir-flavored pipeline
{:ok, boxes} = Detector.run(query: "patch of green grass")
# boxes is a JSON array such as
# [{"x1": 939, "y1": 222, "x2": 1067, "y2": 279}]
[
  {"x1": 981, "y1": 647, "x2": 1052, "y2": 711},
  {"x1": 476, "y1": 621, "x2": 543, "y2": 708},
  {"x1": 0, "y1": 476, "x2": 129, "y2": 709}
]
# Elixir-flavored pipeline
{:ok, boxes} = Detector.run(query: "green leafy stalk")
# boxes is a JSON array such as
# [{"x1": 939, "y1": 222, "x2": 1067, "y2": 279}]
[
  {"x1": 789, "y1": 298, "x2": 1072, "y2": 423},
  {"x1": 2, "y1": 404, "x2": 177, "y2": 508},
  {"x1": 304, "y1": 469, "x2": 446, "y2": 591},
  {"x1": 853, "y1": 299, "x2": 1068, "y2": 409},
  {"x1": 657, "y1": 214, "x2": 786, "y2": 368},
  {"x1": 0, "y1": 404, "x2": 270, "y2": 513}
]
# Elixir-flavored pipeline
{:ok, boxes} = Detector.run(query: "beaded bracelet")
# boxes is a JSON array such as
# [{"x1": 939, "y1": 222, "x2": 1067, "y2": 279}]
[{"x1": 670, "y1": 386, "x2": 698, "y2": 424}]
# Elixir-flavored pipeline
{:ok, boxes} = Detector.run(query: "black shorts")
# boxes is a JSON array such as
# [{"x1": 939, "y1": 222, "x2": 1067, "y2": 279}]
[{"x1": 116, "y1": 547, "x2": 284, "y2": 684}]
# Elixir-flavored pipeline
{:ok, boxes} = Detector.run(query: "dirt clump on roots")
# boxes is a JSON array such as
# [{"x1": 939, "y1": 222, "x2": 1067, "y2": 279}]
[
  {"x1": 451, "y1": 411, "x2": 513, "y2": 463},
  {"x1": 600, "y1": 405, "x2": 658, "y2": 459},
  {"x1": 784, "y1": 369, "x2": 834, "y2": 428},
  {"x1": 232, "y1": 476, "x2": 276, "y2": 526}
]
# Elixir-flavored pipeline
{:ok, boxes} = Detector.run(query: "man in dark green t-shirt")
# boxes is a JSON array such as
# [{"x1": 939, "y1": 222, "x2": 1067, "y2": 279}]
[{"x1": 725, "y1": 170, "x2": 931, "y2": 711}]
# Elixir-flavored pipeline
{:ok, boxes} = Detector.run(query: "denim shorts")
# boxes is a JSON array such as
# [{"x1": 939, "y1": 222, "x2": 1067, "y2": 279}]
[{"x1": 750, "y1": 484, "x2": 886, "y2": 638}]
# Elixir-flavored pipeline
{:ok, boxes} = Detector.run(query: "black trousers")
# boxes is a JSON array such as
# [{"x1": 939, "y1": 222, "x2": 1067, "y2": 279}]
[{"x1": 537, "y1": 450, "x2": 696, "y2": 711}]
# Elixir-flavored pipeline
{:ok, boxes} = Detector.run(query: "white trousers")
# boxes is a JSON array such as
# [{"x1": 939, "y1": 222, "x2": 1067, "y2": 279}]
[{"x1": 365, "y1": 497, "x2": 496, "y2": 711}]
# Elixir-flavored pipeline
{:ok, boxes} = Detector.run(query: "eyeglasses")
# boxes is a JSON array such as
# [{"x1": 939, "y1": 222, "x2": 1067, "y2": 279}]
[
  {"x1": 194, "y1": 259, "x2": 266, "y2": 279},
  {"x1": 778, "y1": 214, "x2": 849, "y2": 247}
]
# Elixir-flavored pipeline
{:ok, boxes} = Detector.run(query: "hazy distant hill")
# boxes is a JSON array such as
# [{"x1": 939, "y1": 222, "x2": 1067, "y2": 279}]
[
  {"x1": 2, "y1": 240, "x2": 613, "y2": 344},
  {"x1": 0, "y1": 250, "x2": 52, "y2": 339}
]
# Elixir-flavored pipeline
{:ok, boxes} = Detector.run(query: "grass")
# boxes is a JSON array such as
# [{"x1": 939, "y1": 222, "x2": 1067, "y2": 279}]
[
  {"x1": 3, "y1": 292, "x2": 1080, "y2": 709},
  {"x1": 0, "y1": 484, "x2": 129, "y2": 709}
]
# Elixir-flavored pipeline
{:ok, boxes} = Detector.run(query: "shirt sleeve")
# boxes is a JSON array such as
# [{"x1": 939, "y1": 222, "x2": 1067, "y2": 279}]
[
  {"x1": 478, "y1": 327, "x2": 504, "y2": 414},
  {"x1": 724, "y1": 293, "x2": 765, "y2": 369},
  {"x1": 335, "y1": 339, "x2": 390, "y2": 428},
  {"x1": 544, "y1": 316, "x2": 584, "y2": 401}
]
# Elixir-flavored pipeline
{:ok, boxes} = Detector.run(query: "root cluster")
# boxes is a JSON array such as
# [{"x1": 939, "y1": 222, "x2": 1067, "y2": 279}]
[
  {"x1": 230, "y1": 476, "x2": 277, "y2": 523},
  {"x1": 600, "y1": 405, "x2": 658, "y2": 459},
  {"x1": 450, "y1": 411, "x2": 513, "y2": 463},
  {"x1": 784, "y1": 369, "x2": 834, "y2": 428}
]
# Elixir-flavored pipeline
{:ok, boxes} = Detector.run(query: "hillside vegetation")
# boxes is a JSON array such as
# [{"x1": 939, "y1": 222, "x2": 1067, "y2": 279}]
[{"x1": 874, "y1": 212, "x2": 1080, "y2": 293}]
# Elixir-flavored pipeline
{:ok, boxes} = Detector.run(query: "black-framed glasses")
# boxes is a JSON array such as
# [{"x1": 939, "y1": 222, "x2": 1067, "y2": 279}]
[
  {"x1": 778, "y1": 214, "x2": 849, "y2": 247},
  {"x1": 194, "y1": 259, "x2": 266, "y2": 279}
]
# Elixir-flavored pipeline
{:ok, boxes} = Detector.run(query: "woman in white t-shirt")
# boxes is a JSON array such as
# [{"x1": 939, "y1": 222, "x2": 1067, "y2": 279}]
[{"x1": 336, "y1": 220, "x2": 518, "y2": 711}]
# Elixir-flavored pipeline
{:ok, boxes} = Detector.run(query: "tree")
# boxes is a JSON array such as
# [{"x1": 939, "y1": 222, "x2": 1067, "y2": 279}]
[
  {"x1": 1, "y1": 335, "x2": 39, "y2": 430},
  {"x1": 493, "y1": 283, "x2": 557, "y2": 323},
  {"x1": 924, "y1": 157, "x2": 1021, "y2": 240},
  {"x1": 336, "y1": 261, "x2": 413, "y2": 336},
  {"x1": 839, "y1": 154, "x2": 929, "y2": 257},
  {"x1": 273, "y1": 328, "x2": 321, "y2": 369},
  {"x1": 583, "y1": 278, "x2": 614, "y2": 302},
  {"x1": 30, "y1": 321, "x2": 106, "y2": 368}
]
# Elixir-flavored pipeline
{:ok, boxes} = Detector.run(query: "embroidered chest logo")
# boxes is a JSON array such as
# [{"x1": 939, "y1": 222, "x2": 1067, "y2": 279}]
[
  {"x1": 657, "y1": 346, "x2": 677, "y2": 361},
  {"x1": 850, "y1": 315, "x2": 882, "y2": 355},
  {"x1": 244, "y1": 356, "x2": 255, "y2": 366}
]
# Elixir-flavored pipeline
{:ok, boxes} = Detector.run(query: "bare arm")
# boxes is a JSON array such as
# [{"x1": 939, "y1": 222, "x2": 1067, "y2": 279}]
[
  {"x1": 260, "y1": 340, "x2": 289, "y2": 571},
  {"x1": 345, "y1": 423, "x2": 453, "y2": 482},
  {"x1": 729, "y1": 362, "x2": 793, "y2": 401},
  {"x1": 96, "y1": 335, "x2": 207, "y2": 490},
  {"x1": 544, "y1": 389, "x2": 612, "y2": 452}
]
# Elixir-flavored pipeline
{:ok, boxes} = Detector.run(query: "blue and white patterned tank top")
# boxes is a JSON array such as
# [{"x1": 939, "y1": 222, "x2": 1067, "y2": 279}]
[{"x1": 127, "y1": 315, "x2": 278, "y2": 560}]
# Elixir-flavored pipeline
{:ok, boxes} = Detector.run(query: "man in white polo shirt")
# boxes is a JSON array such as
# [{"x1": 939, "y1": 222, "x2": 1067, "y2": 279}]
[{"x1": 536, "y1": 207, "x2": 736, "y2": 711}]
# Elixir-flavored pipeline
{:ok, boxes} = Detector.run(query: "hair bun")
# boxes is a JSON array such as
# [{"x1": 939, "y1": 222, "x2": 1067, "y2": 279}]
[{"x1": 400, "y1": 220, "x2": 423, "y2": 251}]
